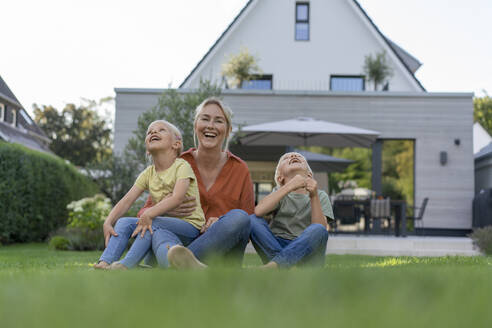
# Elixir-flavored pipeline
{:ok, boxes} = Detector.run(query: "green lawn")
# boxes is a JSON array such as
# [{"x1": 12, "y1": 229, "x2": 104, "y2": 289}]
[{"x1": 1, "y1": 243, "x2": 491, "y2": 328}]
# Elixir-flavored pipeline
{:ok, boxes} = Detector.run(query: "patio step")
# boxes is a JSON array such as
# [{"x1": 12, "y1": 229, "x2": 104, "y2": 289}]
[{"x1": 245, "y1": 236, "x2": 482, "y2": 257}]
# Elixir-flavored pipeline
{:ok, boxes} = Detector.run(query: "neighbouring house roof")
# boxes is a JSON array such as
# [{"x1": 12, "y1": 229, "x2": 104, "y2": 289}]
[
  {"x1": 179, "y1": 0, "x2": 425, "y2": 91},
  {"x1": 475, "y1": 142, "x2": 492, "y2": 161},
  {"x1": 474, "y1": 122, "x2": 492, "y2": 154},
  {"x1": 0, "y1": 75, "x2": 23, "y2": 108},
  {"x1": 0, "y1": 75, "x2": 51, "y2": 154},
  {"x1": 0, "y1": 121, "x2": 52, "y2": 154}
]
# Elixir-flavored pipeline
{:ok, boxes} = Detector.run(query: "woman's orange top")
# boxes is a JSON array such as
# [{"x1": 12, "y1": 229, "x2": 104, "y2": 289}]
[{"x1": 137, "y1": 148, "x2": 254, "y2": 221}]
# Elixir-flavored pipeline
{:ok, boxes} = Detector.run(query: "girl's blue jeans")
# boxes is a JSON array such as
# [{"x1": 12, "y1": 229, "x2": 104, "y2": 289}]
[
  {"x1": 99, "y1": 216, "x2": 199, "y2": 268},
  {"x1": 99, "y1": 209, "x2": 251, "y2": 268},
  {"x1": 249, "y1": 215, "x2": 329, "y2": 268}
]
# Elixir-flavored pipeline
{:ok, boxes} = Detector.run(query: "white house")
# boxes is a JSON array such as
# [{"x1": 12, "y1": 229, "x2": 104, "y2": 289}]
[{"x1": 114, "y1": 0, "x2": 474, "y2": 236}]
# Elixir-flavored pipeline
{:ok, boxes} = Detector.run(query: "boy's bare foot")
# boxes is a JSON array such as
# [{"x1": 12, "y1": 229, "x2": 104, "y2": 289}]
[
  {"x1": 260, "y1": 261, "x2": 279, "y2": 269},
  {"x1": 109, "y1": 262, "x2": 128, "y2": 270},
  {"x1": 93, "y1": 261, "x2": 110, "y2": 270},
  {"x1": 167, "y1": 245, "x2": 207, "y2": 270}
]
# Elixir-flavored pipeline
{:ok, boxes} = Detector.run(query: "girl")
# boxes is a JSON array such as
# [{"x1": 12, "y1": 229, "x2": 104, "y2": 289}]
[
  {"x1": 94, "y1": 120, "x2": 205, "y2": 269},
  {"x1": 250, "y1": 152, "x2": 333, "y2": 269}
]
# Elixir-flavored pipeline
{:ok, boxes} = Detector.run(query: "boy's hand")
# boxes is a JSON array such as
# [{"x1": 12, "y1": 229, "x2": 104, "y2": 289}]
[
  {"x1": 305, "y1": 178, "x2": 318, "y2": 197},
  {"x1": 288, "y1": 174, "x2": 307, "y2": 191},
  {"x1": 103, "y1": 222, "x2": 118, "y2": 247},
  {"x1": 132, "y1": 214, "x2": 153, "y2": 238}
]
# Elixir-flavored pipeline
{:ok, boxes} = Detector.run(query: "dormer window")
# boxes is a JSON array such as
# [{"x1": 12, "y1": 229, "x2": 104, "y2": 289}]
[
  {"x1": 11, "y1": 109, "x2": 17, "y2": 127},
  {"x1": 330, "y1": 75, "x2": 365, "y2": 92},
  {"x1": 241, "y1": 75, "x2": 273, "y2": 90},
  {"x1": 295, "y1": 2, "x2": 309, "y2": 41},
  {"x1": 0, "y1": 103, "x2": 4, "y2": 122}
]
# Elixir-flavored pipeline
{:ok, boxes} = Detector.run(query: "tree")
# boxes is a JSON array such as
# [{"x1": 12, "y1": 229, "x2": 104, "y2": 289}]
[
  {"x1": 363, "y1": 50, "x2": 394, "y2": 91},
  {"x1": 474, "y1": 92, "x2": 492, "y2": 135},
  {"x1": 221, "y1": 47, "x2": 261, "y2": 88},
  {"x1": 124, "y1": 80, "x2": 222, "y2": 167},
  {"x1": 33, "y1": 98, "x2": 113, "y2": 167}
]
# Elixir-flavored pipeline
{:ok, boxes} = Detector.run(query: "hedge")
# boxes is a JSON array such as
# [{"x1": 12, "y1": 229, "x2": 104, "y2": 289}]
[{"x1": 0, "y1": 141, "x2": 99, "y2": 244}]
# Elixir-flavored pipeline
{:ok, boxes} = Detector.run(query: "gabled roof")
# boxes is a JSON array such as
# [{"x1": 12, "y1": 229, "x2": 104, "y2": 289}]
[
  {"x1": 0, "y1": 75, "x2": 23, "y2": 107},
  {"x1": 0, "y1": 121, "x2": 52, "y2": 154},
  {"x1": 180, "y1": 0, "x2": 425, "y2": 91}
]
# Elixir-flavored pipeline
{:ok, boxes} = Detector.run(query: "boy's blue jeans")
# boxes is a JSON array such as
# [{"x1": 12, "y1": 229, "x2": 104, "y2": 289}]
[
  {"x1": 99, "y1": 217, "x2": 199, "y2": 268},
  {"x1": 249, "y1": 215, "x2": 329, "y2": 268}
]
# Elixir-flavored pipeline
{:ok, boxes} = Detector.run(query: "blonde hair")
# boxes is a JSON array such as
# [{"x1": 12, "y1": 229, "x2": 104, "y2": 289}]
[
  {"x1": 274, "y1": 152, "x2": 313, "y2": 187},
  {"x1": 193, "y1": 97, "x2": 233, "y2": 151},
  {"x1": 147, "y1": 120, "x2": 183, "y2": 156}
]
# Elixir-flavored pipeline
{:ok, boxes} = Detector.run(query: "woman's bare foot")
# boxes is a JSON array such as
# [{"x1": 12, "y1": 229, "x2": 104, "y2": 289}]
[
  {"x1": 109, "y1": 262, "x2": 128, "y2": 270},
  {"x1": 167, "y1": 245, "x2": 207, "y2": 270},
  {"x1": 93, "y1": 261, "x2": 110, "y2": 270}
]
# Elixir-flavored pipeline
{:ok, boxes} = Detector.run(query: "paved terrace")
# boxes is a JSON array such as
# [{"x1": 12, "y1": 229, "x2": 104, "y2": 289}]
[{"x1": 246, "y1": 235, "x2": 481, "y2": 257}]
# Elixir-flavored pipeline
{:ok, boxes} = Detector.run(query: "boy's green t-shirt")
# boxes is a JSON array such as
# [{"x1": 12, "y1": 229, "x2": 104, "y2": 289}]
[
  {"x1": 134, "y1": 158, "x2": 205, "y2": 229},
  {"x1": 269, "y1": 189, "x2": 334, "y2": 240}
]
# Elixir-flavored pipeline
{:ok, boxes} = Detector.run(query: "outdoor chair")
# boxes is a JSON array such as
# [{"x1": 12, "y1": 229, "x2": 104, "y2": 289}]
[
  {"x1": 407, "y1": 197, "x2": 429, "y2": 236},
  {"x1": 370, "y1": 198, "x2": 391, "y2": 234},
  {"x1": 332, "y1": 200, "x2": 361, "y2": 233}
]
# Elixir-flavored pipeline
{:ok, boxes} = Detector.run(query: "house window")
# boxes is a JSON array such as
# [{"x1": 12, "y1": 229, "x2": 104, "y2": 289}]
[
  {"x1": 241, "y1": 75, "x2": 273, "y2": 90},
  {"x1": 0, "y1": 103, "x2": 4, "y2": 122},
  {"x1": 11, "y1": 109, "x2": 17, "y2": 127},
  {"x1": 20, "y1": 109, "x2": 34, "y2": 125},
  {"x1": 254, "y1": 182, "x2": 273, "y2": 205},
  {"x1": 295, "y1": 2, "x2": 309, "y2": 41},
  {"x1": 330, "y1": 75, "x2": 365, "y2": 92}
]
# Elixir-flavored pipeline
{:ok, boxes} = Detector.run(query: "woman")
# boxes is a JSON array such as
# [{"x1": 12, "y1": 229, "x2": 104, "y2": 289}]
[{"x1": 103, "y1": 97, "x2": 254, "y2": 268}]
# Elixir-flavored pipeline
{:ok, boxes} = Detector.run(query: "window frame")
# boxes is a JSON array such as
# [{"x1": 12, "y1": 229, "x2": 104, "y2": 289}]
[
  {"x1": 330, "y1": 75, "x2": 366, "y2": 92},
  {"x1": 0, "y1": 103, "x2": 4, "y2": 122},
  {"x1": 11, "y1": 108, "x2": 17, "y2": 127},
  {"x1": 295, "y1": 2, "x2": 310, "y2": 41}
]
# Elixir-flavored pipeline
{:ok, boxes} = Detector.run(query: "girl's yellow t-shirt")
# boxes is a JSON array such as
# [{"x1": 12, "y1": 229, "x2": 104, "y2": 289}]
[{"x1": 134, "y1": 158, "x2": 205, "y2": 229}]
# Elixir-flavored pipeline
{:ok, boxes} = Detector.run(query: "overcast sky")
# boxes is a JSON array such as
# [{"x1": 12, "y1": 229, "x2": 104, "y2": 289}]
[{"x1": 1, "y1": 0, "x2": 491, "y2": 117}]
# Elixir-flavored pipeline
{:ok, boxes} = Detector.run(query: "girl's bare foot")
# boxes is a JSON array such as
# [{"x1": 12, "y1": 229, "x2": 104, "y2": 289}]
[{"x1": 93, "y1": 261, "x2": 110, "y2": 270}]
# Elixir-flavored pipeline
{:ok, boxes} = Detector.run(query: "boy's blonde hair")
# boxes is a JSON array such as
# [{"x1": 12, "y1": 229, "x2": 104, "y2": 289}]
[
  {"x1": 274, "y1": 152, "x2": 313, "y2": 187},
  {"x1": 147, "y1": 120, "x2": 183, "y2": 156},
  {"x1": 193, "y1": 97, "x2": 233, "y2": 151}
]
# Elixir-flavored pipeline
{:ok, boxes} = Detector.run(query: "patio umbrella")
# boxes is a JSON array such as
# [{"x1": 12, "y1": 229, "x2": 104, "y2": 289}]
[
  {"x1": 236, "y1": 117, "x2": 379, "y2": 148},
  {"x1": 229, "y1": 145, "x2": 354, "y2": 172}
]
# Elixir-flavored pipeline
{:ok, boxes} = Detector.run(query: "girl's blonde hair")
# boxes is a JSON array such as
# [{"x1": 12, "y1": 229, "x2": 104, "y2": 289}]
[
  {"x1": 274, "y1": 152, "x2": 313, "y2": 187},
  {"x1": 193, "y1": 97, "x2": 233, "y2": 151},
  {"x1": 147, "y1": 120, "x2": 183, "y2": 156}
]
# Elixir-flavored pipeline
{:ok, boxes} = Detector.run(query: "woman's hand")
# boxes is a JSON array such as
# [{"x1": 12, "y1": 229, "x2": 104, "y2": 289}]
[
  {"x1": 103, "y1": 222, "x2": 118, "y2": 247},
  {"x1": 165, "y1": 195, "x2": 197, "y2": 218},
  {"x1": 132, "y1": 214, "x2": 153, "y2": 238},
  {"x1": 200, "y1": 217, "x2": 219, "y2": 233}
]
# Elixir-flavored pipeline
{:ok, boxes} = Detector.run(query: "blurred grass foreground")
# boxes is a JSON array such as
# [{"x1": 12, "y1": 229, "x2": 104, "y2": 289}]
[{"x1": 1, "y1": 243, "x2": 491, "y2": 328}]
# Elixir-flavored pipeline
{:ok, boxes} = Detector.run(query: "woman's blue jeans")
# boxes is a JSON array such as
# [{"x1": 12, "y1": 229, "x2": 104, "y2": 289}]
[
  {"x1": 99, "y1": 217, "x2": 199, "y2": 268},
  {"x1": 249, "y1": 215, "x2": 329, "y2": 268},
  {"x1": 168, "y1": 209, "x2": 251, "y2": 266}
]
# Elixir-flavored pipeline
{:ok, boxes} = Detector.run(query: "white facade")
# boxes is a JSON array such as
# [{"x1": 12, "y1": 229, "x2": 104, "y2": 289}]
[{"x1": 181, "y1": 0, "x2": 423, "y2": 92}]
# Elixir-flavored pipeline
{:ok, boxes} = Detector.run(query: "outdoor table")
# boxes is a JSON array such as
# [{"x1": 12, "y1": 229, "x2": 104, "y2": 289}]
[{"x1": 334, "y1": 199, "x2": 407, "y2": 237}]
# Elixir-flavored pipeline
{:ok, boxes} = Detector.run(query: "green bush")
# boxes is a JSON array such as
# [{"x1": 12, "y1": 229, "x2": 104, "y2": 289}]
[
  {"x1": 67, "y1": 194, "x2": 111, "y2": 230},
  {"x1": 0, "y1": 142, "x2": 99, "y2": 244},
  {"x1": 49, "y1": 236, "x2": 70, "y2": 250},
  {"x1": 470, "y1": 226, "x2": 492, "y2": 255},
  {"x1": 51, "y1": 227, "x2": 105, "y2": 251}
]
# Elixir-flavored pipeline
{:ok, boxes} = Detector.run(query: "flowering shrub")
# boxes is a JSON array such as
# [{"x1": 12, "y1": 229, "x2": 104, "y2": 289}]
[{"x1": 66, "y1": 194, "x2": 111, "y2": 230}]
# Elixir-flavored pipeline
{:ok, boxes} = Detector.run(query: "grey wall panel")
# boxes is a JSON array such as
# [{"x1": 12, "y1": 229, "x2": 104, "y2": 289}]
[{"x1": 114, "y1": 89, "x2": 474, "y2": 230}]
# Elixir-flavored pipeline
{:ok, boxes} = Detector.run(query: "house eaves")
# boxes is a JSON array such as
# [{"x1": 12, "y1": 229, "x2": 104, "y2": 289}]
[
  {"x1": 179, "y1": 0, "x2": 255, "y2": 88},
  {"x1": 351, "y1": 0, "x2": 426, "y2": 91}
]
